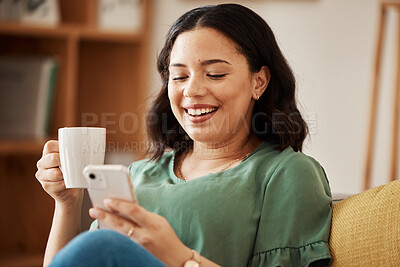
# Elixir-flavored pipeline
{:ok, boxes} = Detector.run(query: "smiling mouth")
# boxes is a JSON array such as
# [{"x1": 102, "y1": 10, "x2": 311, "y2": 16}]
[{"x1": 185, "y1": 107, "x2": 218, "y2": 117}]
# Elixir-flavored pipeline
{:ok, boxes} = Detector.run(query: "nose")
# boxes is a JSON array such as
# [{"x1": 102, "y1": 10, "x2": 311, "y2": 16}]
[{"x1": 183, "y1": 75, "x2": 207, "y2": 98}]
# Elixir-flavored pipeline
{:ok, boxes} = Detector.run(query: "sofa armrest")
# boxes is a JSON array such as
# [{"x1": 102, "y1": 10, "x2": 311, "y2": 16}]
[{"x1": 329, "y1": 180, "x2": 400, "y2": 266}]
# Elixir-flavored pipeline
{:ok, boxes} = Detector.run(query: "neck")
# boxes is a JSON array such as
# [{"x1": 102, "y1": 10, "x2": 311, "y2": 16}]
[
  {"x1": 176, "y1": 133, "x2": 262, "y2": 180},
  {"x1": 189, "y1": 132, "x2": 261, "y2": 163}
]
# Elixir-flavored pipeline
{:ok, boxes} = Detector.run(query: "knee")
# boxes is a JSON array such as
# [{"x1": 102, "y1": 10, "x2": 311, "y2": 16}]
[
  {"x1": 76, "y1": 229, "x2": 132, "y2": 248},
  {"x1": 50, "y1": 230, "x2": 166, "y2": 267},
  {"x1": 50, "y1": 230, "x2": 137, "y2": 266}
]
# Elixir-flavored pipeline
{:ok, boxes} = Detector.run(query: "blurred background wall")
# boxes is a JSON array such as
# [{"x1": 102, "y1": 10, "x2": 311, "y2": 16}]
[{"x1": 148, "y1": 0, "x2": 398, "y2": 194}]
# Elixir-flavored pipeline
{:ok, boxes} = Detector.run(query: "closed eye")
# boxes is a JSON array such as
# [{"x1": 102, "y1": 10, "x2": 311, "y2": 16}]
[
  {"x1": 207, "y1": 74, "x2": 227, "y2": 79},
  {"x1": 172, "y1": 76, "x2": 188, "y2": 81}
]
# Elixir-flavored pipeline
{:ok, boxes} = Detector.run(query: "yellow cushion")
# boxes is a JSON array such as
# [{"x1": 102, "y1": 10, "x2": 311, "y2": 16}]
[{"x1": 329, "y1": 180, "x2": 400, "y2": 266}]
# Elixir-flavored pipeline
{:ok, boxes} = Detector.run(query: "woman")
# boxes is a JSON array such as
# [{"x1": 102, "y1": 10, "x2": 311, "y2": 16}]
[{"x1": 36, "y1": 4, "x2": 332, "y2": 267}]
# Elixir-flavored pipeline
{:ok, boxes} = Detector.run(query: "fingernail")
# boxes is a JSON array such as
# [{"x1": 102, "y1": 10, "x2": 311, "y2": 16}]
[{"x1": 89, "y1": 208, "x2": 98, "y2": 218}]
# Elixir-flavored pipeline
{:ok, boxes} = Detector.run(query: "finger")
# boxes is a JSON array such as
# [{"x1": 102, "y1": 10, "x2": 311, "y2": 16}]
[
  {"x1": 43, "y1": 140, "x2": 59, "y2": 155},
  {"x1": 104, "y1": 199, "x2": 150, "y2": 227},
  {"x1": 41, "y1": 179, "x2": 66, "y2": 192},
  {"x1": 36, "y1": 168, "x2": 63, "y2": 182},
  {"x1": 89, "y1": 208, "x2": 140, "y2": 239},
  {"x1": 37, "y1": 153, "x2": 60, "y2": 169}
]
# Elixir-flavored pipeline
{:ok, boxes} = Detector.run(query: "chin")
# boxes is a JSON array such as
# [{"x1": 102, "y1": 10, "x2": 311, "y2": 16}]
[{"x1": 185, "y1": 129, "x2": 219, "y2": 143}]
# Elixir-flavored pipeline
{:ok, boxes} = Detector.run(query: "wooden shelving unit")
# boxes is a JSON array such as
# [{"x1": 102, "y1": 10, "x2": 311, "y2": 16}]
[{"x1": 0, "y1": 0, "x2": 153, "y2": 265}]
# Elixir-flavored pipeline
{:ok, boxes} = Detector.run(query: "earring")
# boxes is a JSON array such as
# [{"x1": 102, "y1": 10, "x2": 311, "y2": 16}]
[{"x1": 254, "y1": 94, "x2": 260, "y2": 100}]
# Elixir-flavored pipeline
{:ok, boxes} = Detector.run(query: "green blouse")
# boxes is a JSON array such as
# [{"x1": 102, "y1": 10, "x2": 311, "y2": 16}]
[{"x1": 91, "y1": 141, "x2": 332, "y2": 266}]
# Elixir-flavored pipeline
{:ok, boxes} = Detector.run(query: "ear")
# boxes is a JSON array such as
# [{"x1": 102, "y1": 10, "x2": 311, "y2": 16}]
[{"x1": 252, "y1": 66, "x2": 270, "y2": 100}]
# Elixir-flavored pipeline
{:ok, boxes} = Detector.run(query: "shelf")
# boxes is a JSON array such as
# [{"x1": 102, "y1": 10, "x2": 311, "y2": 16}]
[
  {"x1": 0, "y1": 21, "x2": 71, "y2": 38},
  {"x1": 0, "y1": 22, "x2": 143, "y2": 43},
  {"x1": 79, "y1": 27, "x2": 143, "y2": 43},
  {"x1": 0, "y1": 139, "x2": 48, "y2": 155}
]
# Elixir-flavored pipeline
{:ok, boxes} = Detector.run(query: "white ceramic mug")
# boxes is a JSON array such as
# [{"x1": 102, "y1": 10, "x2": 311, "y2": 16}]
[{"x1": 58, "y1": 127, "x2": 106, "y2": 188}]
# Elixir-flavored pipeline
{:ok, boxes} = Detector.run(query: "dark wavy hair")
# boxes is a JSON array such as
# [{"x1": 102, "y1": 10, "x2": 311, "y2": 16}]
[{"x1": 146, "y1": 4, "x2": 308, "y2": 161}]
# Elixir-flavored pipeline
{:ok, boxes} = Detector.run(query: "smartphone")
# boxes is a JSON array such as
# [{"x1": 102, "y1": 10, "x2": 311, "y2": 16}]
[{"x1": 82, "y1": 164, "x2": 138, "y2": 229}]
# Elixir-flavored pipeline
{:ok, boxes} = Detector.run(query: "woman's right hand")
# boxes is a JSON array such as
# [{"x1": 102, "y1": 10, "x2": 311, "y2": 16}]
[{"x1": 35, "y1": 140, "x2": 83, "y2": 207}]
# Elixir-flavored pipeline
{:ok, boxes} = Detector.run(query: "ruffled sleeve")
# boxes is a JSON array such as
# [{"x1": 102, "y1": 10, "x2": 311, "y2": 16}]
[
  {"x1": 248, "y1": 152, "x2": 332, "y2": 267},
  {"x1": 248, "y1": 241, "x2": 331, "y2": 267}
]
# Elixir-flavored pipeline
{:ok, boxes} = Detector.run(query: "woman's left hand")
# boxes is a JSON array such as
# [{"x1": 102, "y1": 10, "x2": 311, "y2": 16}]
[{"x1": 89, "y1": 199, "x2": 192, "y2": 267}]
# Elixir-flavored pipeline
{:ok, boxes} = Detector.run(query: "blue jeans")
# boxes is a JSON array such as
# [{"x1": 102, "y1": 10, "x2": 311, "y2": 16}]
[{"x1": 50, "y1": 229, "x2": 167, "y2": 267}]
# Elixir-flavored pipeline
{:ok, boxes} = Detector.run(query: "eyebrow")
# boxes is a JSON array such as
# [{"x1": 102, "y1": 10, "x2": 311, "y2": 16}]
[{"x1": 169, "y1": 59, "x2": 231, "y2": 68}]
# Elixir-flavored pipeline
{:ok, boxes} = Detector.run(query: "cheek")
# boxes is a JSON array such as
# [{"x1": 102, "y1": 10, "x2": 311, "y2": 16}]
[
  {"x1": 222, "y1": 82, "x2": 252, "y2": 105},
  {"x1": 222, "y1": 82, "x2": 254, "y2": 116},
  {"x1": 168, "y1": 85, "x2": 182, "y2": 114}
]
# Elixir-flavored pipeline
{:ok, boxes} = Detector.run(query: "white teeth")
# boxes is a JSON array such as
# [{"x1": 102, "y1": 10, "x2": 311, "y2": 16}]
[{"x1": 187, "y1": 108, "x2": 217, "y2": 116}]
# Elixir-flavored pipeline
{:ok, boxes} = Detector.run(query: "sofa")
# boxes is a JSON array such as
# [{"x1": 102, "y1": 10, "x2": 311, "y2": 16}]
[{"x1": 329, "y1": 180, "x2": 400, "y2": 266}]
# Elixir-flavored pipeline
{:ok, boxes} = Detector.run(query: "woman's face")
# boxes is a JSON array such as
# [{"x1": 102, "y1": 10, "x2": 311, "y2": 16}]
[{"x1": 168, "y1": 27, "x2": 261, "y2": 144}]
